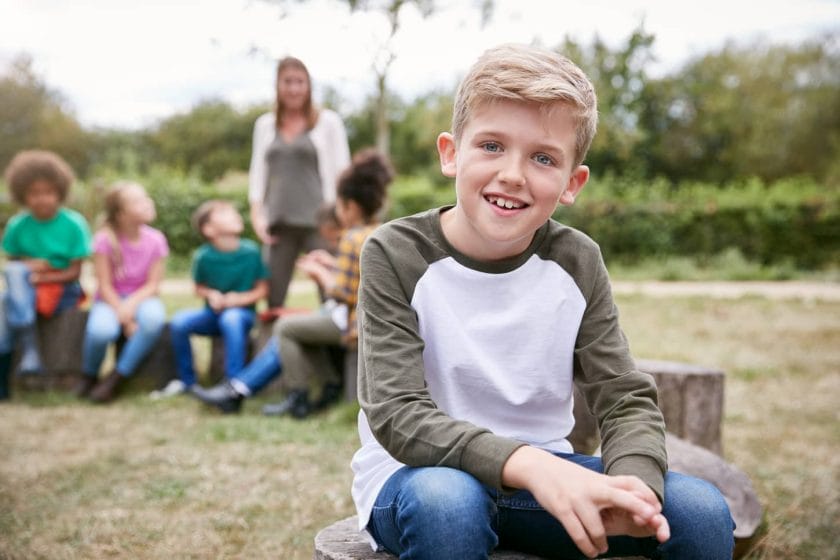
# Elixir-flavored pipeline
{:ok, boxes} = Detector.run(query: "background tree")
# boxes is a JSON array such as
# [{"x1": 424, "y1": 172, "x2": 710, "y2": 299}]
[
  {"x1": 557, "y1": 28, "x2": 656, "y2": 179},
  {"x1": 637, "y1": 34, "x2": 840, "y2": 184},
  {"x1": 149, "y1": 100, "x2": 267, "y2": 181},
  {"x1": 0, "y1": 55, "x2": 91, "y2": 176}
]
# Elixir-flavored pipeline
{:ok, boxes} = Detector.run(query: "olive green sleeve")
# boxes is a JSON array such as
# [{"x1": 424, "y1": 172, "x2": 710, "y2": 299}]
[{"x1": 573, "y1": 251, "x2": 667, "y2": 502}]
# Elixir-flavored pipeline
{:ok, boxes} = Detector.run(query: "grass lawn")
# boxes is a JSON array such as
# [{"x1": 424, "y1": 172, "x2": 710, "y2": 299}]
[{"x1": 0, "y1": 287, "x2": 838, "y2": 559}]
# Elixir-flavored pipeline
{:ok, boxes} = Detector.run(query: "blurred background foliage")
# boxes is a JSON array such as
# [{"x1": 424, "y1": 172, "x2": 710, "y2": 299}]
[{"x1": 1, "y1": 28, "x2": 838, "y2": 270}]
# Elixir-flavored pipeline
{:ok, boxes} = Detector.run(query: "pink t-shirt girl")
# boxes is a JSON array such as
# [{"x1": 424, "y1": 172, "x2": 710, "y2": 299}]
[{"x1": 92, "y1": 225, "x2": 169, "y2": 297}]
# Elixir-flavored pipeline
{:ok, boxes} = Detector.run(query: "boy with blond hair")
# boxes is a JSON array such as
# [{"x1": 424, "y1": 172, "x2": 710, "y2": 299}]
[{"x1": 351, "y1": 44, "x2": 734, "y2": 559}]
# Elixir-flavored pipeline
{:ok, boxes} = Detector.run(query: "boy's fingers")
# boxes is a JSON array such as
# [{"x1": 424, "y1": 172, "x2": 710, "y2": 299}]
[
  {"x1": 576, "y1": 504, "x2": 609, "y2": 556},
  {"x1": 603, "y1": 487, "x2": 656, "y2": 520},
  {"x1": 610, "y1": 476, "x2": 660, "y2": 508},
  {"x1": 652, "y1": 514, "x2": 671, "y2": 542},
  {"x1": 558, "y1": 512, "x2": 599, "y2": 559}
]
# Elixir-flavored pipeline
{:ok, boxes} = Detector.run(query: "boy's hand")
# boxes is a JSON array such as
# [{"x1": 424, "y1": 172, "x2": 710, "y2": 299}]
[
  {"x1": 502, "y1": 446, "x2": 667, "y2": 558},
  {"x1": 24, "y1": 259, "x2": 50, "y2": 273},
  {"x1": 206, "y1": 290, "x2": 225, "y2": 312},
  {"x1": 600, "y1": 484, "x2": 670, "y2": 542}
]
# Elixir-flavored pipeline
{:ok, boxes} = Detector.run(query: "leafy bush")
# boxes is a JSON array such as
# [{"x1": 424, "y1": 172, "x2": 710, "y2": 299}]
[
  {"x1": 1, "y1": 170, "x2": 836, "y2": 270},
  {"x1": 556, "y1": 175, "x2": 839, "y2": 269}
]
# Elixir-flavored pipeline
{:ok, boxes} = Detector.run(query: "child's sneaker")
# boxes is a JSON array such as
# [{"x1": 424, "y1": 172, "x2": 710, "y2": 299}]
[{"x1": 149, "y1": 379, "x2": 187, "y2": 400}]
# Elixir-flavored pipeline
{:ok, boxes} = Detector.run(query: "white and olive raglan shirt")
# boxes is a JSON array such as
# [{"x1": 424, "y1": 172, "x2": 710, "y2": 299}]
[{"x1": 351, "y1": 207, "x2": 667, "y2": 537}]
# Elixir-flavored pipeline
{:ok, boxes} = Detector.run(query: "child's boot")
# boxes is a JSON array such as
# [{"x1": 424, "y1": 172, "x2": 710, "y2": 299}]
[
  {"x1": 89, "y1": 370, "x2": 124, "y2": 403},
  {"x1": 190, "y1": 381, "x2": 243, "y2": 414},
  {"x1": 0, "y1": 352, "x2": 11, "y2": 401},
  {"x1": 15, "y1": 325, "x2": 43, "y2": 375},
  {"x1": 73, "y1": 374, "x2": 98, "y2": 399}
]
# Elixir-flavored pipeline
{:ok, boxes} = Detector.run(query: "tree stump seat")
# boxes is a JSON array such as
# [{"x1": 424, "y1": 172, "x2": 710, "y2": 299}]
[{"x1": 313, "y1": 516, "x2": 645, "y2": 560}]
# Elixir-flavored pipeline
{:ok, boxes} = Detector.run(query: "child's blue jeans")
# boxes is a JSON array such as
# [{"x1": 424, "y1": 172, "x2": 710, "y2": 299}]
[
  {"x1": 82, "y1": 298, "x2": 167, "y2": 377},
  {"x1": 169, "y1": 306, "x2": 255, "y2": 387},
  {"x1": 230, "y1": 337, "x2": 282, "y2": 394},
  {"x1": 0, "y1": 261, "x2": 82, "y2": 354},
  {"x1": 368, "y1": 453, "x2": 734, "y2": 560}
]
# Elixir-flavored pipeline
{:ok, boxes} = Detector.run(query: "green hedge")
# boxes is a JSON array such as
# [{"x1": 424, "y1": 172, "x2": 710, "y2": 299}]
[
  {"x1": 557, "y1": 176, "x2": 839, "y2": 268},
  {"x1": 1, "y1": 172, "x2": 837, "y2": 270}
]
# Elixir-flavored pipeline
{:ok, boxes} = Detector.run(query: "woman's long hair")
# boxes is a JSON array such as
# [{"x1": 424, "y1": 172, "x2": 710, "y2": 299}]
[{"x1": 275, "y1": 56, "x2": 319, "y2": 130}]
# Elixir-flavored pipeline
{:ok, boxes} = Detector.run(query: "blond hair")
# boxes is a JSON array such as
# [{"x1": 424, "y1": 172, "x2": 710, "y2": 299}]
[
  {"x1": 452, "y1": 43, "x2": 598, "y2": 167},
  {"x1": 100, "y1": 181, "x2": 146, "y2": 279}
]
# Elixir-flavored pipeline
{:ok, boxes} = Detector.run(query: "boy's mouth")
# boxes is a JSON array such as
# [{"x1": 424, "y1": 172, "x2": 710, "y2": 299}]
[{"x1": 485, "y1": 195, "x2": 528, "y2": 210}]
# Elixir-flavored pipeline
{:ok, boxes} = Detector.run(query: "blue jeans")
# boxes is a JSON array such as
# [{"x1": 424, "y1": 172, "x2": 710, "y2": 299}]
[
  {"x1": 230, "y1": 337, "x2": 282, "y2": 394},
  {"x1": 82, "y1": 298, "x2": 167, "y2": 377},
  {"x1": 169, "y1": 306, "x2": 255, "y2": 387},
  {"x1": 368, "y1": 453, "x2": 734, "y2": 560},
  {"x1": 0, "y1": 262, "x2": 82, "y2": 354}
]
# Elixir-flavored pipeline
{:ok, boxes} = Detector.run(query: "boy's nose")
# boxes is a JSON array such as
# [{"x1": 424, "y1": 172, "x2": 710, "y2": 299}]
[{"x1": 497, "y1": 156, "x2": 526, "y2": 187}]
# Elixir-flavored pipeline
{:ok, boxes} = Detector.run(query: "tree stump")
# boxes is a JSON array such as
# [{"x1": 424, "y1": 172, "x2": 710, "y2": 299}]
[
  {"x1": 665, "y1": 434, "x2": 764, "y2": 557},
  {"x1": 313, "y1": 516, "x2": 645, "y2": 560},
  {"x1": 639, "y1": 359, "x2": 725, "y2": 455},
  {"x1": 569, "y1": 359, "x2": 725, "y2": 456}
]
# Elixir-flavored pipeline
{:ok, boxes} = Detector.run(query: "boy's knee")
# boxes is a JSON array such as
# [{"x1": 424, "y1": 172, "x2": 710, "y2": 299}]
[
  {"x1": 393, "y1": 468, "x2": 497, "y2": 556},
  {"x1": 168, "y1": 314, "x2": 191, "y2": 336},
  {"x1": 218, "y1": 309, "x2": 249, "y2": 331},
  {"x1": 401, "y1": 467, "x2": 493, "y2": 523},
  {"x1": 664, "y1": 473, "x2": 734, "y2": 554}
]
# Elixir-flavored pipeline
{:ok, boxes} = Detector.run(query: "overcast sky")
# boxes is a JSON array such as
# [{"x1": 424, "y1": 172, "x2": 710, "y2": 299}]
[{"x1": 2, "y1": 0, "x2": 838, "y2": 130}]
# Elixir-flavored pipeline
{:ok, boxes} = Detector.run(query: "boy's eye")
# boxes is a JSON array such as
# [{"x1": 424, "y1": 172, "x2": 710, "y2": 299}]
[
  {"x1": 481, "y1": 142, "x2": 501, "y2": 153},
  {"x1": 533, "y1": 153, "x2": 554, "y2": 166}
]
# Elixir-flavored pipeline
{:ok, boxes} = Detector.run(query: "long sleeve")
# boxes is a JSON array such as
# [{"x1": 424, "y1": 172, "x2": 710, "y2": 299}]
[{"x1": 573, "y1": 253, "x2": 667, "y2": 501}]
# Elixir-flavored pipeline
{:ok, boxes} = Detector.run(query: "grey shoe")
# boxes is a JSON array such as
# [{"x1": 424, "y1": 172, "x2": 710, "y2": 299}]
[
  {"x1": 262, "y1": 389, "x2": 310, "y2": 419},
  {"x1": 190, "y1": 381, "x2": 243, "y2": 414}
]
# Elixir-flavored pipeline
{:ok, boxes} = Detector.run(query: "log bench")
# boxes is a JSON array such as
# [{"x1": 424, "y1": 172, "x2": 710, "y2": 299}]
[{"x1": 10, "y1": 308, "x2": 344, "y2": 396}]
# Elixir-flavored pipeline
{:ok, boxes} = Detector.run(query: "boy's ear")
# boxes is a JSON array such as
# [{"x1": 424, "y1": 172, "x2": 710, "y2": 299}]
[
  {"x1": 437, "y1": 132, "x2": 457, "y2": 178},
  {"x1": 558, "y1": 165, "x2": 590, "y2": 206}
]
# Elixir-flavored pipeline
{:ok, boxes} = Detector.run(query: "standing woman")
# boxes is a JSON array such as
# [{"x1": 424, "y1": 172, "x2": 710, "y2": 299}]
[{"x1": 249, "y1": 57, "x2": 351, "y2": 307}]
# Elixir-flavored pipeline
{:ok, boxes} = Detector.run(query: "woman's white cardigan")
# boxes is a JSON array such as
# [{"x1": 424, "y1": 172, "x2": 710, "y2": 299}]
[{"x1": 248, "y1": 109, "x2": 351, "y2": 206}]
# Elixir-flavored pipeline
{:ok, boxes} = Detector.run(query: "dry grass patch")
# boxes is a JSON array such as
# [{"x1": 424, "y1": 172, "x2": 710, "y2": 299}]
[{"x1": 618, "y1": 295, "x2": 840, "y2": 560}]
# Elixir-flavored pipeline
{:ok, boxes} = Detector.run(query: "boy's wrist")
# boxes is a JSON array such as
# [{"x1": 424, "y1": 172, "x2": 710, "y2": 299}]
[{"x1": 607, "y1": 454, "x2": 665, "y2": 504}]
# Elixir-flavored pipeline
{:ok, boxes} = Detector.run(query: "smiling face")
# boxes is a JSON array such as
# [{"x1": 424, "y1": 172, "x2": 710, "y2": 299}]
[{"x1": 437, "y1": 99, "x2": 589, "y2": 261}]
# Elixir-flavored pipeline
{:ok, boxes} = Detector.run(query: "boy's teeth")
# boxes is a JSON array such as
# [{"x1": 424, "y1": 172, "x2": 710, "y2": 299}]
[{"x1": 489, "y1": 196, "x2": 522, "y2": 209}]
